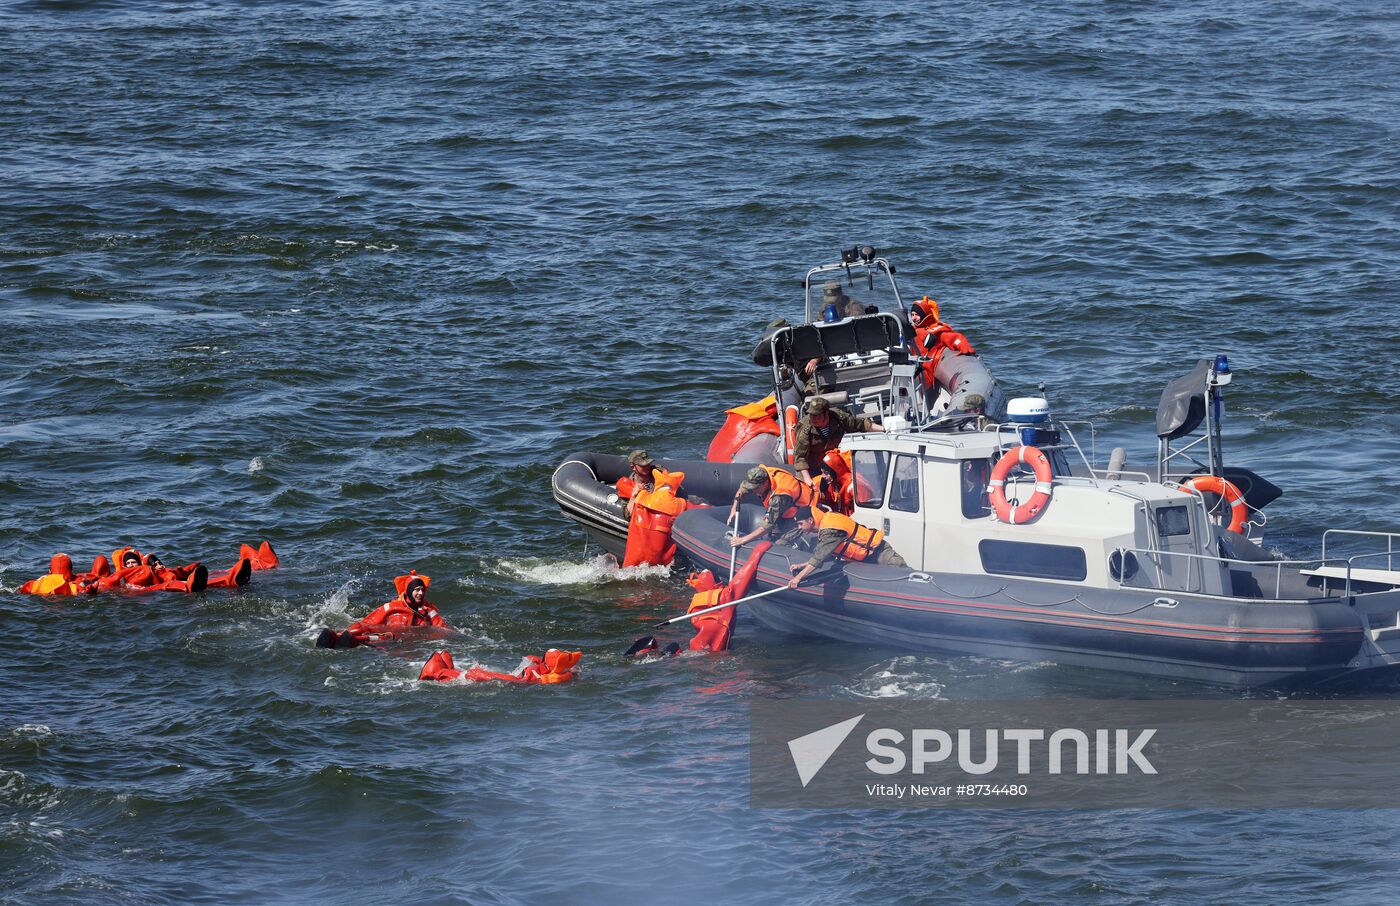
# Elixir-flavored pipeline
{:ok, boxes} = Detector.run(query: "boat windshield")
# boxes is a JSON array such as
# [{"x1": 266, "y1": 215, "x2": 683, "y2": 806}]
[{"x1": 804, "y1": 259, "x2": 904, "y2": 325}]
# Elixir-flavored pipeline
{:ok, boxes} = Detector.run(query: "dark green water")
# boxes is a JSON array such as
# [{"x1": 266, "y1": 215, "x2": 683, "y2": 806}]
[{"x1": 3, "y1": 1, "x2": 1400, "y2": 903}]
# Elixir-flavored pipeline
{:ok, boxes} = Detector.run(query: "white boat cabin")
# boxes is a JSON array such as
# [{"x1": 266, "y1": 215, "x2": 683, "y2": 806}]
[{"x1": 842, "y1": 429, "x2": 1229, "y2": 594}]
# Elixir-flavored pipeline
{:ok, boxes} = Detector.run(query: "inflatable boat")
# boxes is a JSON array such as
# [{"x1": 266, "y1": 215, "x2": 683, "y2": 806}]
[{"x1": 669, "y1": 362, "x2": 1400, "y2": 687}]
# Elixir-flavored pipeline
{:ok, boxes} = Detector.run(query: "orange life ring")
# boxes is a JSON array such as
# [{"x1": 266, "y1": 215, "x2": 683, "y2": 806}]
[
  {"x1": 1180, "y1": 475, "x2": 1248, "y2": 534},
  {"x1": 988, "y1": 446, "x2": 1054, "y2": 524}
]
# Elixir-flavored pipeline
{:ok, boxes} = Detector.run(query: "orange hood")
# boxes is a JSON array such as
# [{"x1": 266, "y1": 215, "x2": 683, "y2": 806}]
[
  {"x1": 393, "y1": 570, "x2": 431, "y2": 601},
  {"x1": 112, "y1": 547, "x2": 142, "y2": 570},
  {"x1": 687, "y1": 570, "x2": 720, "y2": 592},
  {"x1": 48, "y1": 553, "x2": 74, "y2": 580}
]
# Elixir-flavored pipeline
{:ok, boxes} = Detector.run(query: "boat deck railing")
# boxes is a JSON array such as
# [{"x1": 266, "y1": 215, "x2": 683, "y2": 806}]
[{"x1": 1114, "y1": 546, "x2": 1400, "y2": 603}]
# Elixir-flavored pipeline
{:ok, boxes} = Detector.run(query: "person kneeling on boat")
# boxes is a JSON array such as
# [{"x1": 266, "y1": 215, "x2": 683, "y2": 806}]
[
  {"x1": 787, "y1": 506, "x2": 906, "y2": 588},
  {"x1": 728, "y1": 465, "x2": 817, "y2": 548},
  {"x1": 792, "y1": 397, "x2": 883, "y2": 484},
  {"x1": 316, "y1": 571, "x2": 450, "y2": 649}
]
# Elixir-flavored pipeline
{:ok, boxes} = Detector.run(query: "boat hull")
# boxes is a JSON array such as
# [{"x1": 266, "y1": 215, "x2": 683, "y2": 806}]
[{"x1": 672, "y1": 507, "x2": 1369, "y2": 688}]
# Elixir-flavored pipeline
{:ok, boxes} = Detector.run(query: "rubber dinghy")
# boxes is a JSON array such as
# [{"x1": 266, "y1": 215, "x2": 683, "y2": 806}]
[{"x1": 551, "y1": 452, "x2": 755, "y2": 560}]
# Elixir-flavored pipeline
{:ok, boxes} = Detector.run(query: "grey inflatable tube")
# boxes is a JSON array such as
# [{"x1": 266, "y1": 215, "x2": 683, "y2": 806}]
[{"x1": 551, "y1": 452, "x2": 772, "y2": 558}]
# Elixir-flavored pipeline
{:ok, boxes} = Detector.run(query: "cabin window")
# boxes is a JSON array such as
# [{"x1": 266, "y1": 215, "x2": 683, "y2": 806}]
[
  {"x1": 852, "y1": 450, "x2": 889, "y2": 509},
  {"x1": 1155, "y1": 505, "x2": 1192, "y2": 538},
  {"x1": 888, "y1": 454, "x2": 920, "y2": 513},
  {"x1": 979, "y1": 540, "x2": 1088, "y2": 582},
  {"x1": 961, "y1": 459, "x2": 991, "y2": 519}
]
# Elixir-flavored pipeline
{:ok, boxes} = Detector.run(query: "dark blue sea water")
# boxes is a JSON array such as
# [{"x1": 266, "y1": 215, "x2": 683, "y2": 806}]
[{"x1": 3, "y1": 1, "x2": 1400, "y2": 902}]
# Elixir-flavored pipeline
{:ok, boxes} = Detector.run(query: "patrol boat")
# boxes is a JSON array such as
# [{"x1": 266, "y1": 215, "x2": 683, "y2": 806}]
[
  {"x1": 551, "y1": 246, "x2": 1005, "y2": 557},
  {"x1": 671, "y1": 358, "x2": 1400, "y2": 687}
]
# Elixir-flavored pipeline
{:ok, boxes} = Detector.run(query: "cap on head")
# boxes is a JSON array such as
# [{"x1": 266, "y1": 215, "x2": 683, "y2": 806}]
[
  {"x1": 807, "y1": 397, "x2": 830, "y2": 415},
  {"x1": 627, "y1": 449, "x2": 655, "y2": 468},
  {"x1": 745, "y1": 466, "x2": 769, "y2": 484}
]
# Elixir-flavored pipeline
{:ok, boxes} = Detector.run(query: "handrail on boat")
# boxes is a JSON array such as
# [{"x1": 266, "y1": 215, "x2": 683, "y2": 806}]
[
  {"x1": 1322, "y1": 529, "x2": 1400, "y2": 567},
  {"x1": 1112, "y1": 546, "x2": 1355, "y2": 601}
]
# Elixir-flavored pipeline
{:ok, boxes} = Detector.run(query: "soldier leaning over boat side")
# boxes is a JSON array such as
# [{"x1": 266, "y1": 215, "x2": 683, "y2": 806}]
[
  {"x1": 792, "y1": 396, "x2": 884, "y2": 483},
  {"x1": 728, "y1": 465, "x2": 816, "y2": 548},
  {"x1": 787, "y1": 506, "x2": 907, "y2": 588}
]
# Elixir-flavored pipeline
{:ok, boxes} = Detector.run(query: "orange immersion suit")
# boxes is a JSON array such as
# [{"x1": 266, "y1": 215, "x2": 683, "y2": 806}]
[
  {"x1": 419, "y1": 648, "x2": 582, "y2": 684},
  {"x1": 344, "y1": 571, "x2": 450, "y2": 642},
  {"x1": 622, "y1": 467, "x2": 697, "y2": 567}
]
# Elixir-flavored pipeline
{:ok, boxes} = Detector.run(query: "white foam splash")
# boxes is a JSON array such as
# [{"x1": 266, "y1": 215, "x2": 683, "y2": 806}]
[
  {"x1": 848, "y1": 656, "x2": 946, "y2": 699},
  {"x1": 8, "y1": 725, "x2": 53, "y2": 739},
  {"x1": 496, "y1": 554, "x2": 671, "y2": 585},
  {"x1": 247, "y1": 456, "x2": 265, "y2": 474},
  {"x1": 304, "y1": 580, "x2": 356, "y2": 631}
]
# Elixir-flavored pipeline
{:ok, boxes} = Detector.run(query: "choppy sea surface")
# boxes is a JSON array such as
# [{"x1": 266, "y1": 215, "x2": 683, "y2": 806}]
[{"x1": 3, "y1": 1, "x2": 1400, "y2": 903}]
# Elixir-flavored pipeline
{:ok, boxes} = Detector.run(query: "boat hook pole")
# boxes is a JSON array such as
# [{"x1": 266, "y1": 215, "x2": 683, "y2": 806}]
[{"x1": 727, "y1": 510, "x2": 739, "y2": 582}]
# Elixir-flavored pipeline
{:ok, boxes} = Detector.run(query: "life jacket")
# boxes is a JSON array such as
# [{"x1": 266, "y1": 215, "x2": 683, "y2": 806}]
[
  {"x1": 451, "y1": 649, "x2": 583, "y2": 685},
  {"x1": 622, "y1": 468, "x2": 695, "y2": 567},
  {"x1": 755, "y1": 465, "x2": 816, "y2": 519},
  {"x1": 346, "y1": 571, "x2": 449, "y2": 638},
  {"x1": 706, "y1": 395, "x2": 781, "y2": 463},
  {"x1": 813, "y1": 507, "x2": 885, "y2": 562}
]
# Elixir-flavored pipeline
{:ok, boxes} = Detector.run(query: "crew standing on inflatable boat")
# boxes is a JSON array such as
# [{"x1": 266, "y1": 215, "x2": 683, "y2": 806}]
[
  {"x1": 792, "y1": 397, "x2": 883, "y2": 483},
  {"x1": 786, "y1": 506, "x2": 906, "y2": 588},
  {"x1": 728, "y1": 465, "x2": 816, "y2": 547}
]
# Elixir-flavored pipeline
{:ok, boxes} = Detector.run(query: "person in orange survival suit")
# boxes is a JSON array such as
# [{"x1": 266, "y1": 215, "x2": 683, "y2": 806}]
[
  {"x1": 418, "y1": 648, "x2": 582, "y2": 684},
  {"x1": 141, "y1": 553, "x2": 211, "y2": 592},
  {"x1": 908, "y1": 296, "x2": 975, "y2": 389},
  {"x1": 624, "y1": 541, "x2": 772, "y2": 658},
  {"x1": 315, "y1": 571, "x2": 451, "y2": 649},
  {"x1": 17, "y1": 554, "x2": 93, "y2": 596},
  {"x1": 614, "y1": 449, "x2": 657, "y2": 516},
  {"x1": 96, "y1": 548, "x2": 209, "y2": 593}
]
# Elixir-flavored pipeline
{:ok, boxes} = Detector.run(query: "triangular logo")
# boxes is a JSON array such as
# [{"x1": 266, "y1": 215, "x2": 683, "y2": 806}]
[{"x1": 787, "y1": 714, "x2": 865, "y2": 787}]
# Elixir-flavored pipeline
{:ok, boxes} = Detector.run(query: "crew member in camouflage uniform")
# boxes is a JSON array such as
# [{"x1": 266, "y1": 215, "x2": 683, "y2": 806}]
[
  {"x1": 787, "y1": 507, "x2": 907, "y2": 588},
  {"x1": 791, "y1": 397, "x2": 884, "y2": 482},
  {"x1": 727, "y1": 465, "x2": 815, "y2": 548}
]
